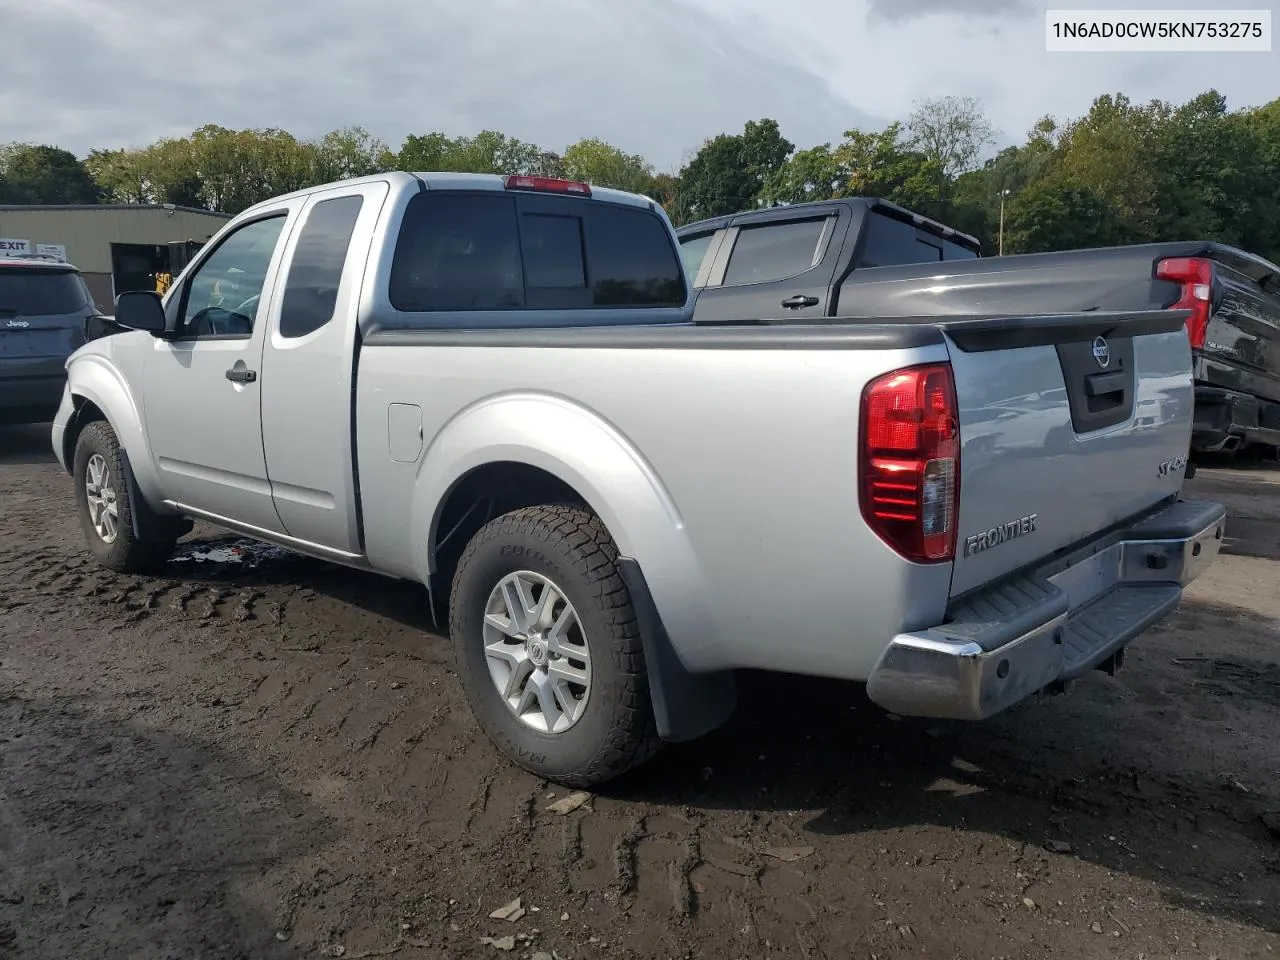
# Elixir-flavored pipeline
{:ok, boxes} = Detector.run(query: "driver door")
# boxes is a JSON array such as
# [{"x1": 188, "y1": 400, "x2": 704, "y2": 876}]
[{"x1": 142, "y1": 208, "x2": 298, "y2": 533}]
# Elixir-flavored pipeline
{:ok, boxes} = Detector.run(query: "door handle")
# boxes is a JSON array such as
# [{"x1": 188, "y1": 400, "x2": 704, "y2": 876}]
[
  {"x1": 781, "y1": 295, "x2": 819, "y2": 309},
  {"x1": 225, "y1": 365, "x2": 257, "y2": 384}
]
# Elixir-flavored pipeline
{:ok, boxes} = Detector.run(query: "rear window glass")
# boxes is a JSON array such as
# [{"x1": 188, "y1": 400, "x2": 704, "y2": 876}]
[
  {"x1": 389, "y1": 192, "x2": 684, "y2": 313},
  {"x1": 858, "y1": 213, "x2": 978, "y2": 268},
  {"x1": 0, "y1": 268, "x2": 90, "y2": 316},
  {"x1": 722, "y1": 218, "x2": 829, "y2": 286},
  {"x1": 587, "y1": 204, "x2": 685, "y2": 306},
  {"x1": 521, "y1": 214, "x2": 587, "y2": 289},
  {"x1": 390, "y1": 194, "x2": 524, "y2": 312}
]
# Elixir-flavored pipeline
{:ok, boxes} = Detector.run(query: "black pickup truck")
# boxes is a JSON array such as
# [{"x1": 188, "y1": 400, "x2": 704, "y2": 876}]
[{"x1": 677, "y1": 199, "x2": 1280, "y2": 458}]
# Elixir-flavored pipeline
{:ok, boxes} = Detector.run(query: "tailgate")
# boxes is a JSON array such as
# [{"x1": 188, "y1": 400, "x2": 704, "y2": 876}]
[
  {"x1": 943, "y1": 310, "x2": 1193, "y2": 597},
  {"x1": 0, "y1": 310, "x2": 87, "y2": 375},
  {"x1": 0, "y1": 266, "x2": 91, "y2": 372}
]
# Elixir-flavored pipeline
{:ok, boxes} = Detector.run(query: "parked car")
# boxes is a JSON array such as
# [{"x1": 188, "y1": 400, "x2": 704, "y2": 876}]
[
  {"x1": 52, "y1": 172, "x2": 1225, "y2": 786},
  {"x1": 0, "y1": 255, "x2": 102, "y2": 426},
  {"x1": 677, "y1": 198, "x2": 1280, "y2": 459}
]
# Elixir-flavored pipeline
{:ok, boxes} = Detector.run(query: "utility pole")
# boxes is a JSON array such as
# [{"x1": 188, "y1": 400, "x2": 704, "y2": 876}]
[{"x1": 998, "y1": 188, "x2": 1011, "y2": 256}]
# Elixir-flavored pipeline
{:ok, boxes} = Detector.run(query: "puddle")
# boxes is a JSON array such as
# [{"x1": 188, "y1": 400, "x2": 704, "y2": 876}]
[{"x1": 171, "y1": 539, "x2": 299, "y2": 569}]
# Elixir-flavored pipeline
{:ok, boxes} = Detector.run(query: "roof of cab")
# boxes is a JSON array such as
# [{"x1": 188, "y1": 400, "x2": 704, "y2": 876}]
[
  {"x1": 675, "y1": 196, "x2": 981, "y2": 250},
  {"x1": 412, "y1": 172, "x2": 653, "y2": 209},
  {"x1": 240, "y1": 170, "x2": 655, "y2": 217}
]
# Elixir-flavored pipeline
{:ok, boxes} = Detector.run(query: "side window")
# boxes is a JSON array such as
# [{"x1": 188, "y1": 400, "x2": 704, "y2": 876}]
[
  {"x1": 722, "y1": 218, "x2": 829, "y2": 286},
  {"x1": 179, "y1": 216, "x2": 287, "y2": 337},
  {"x1": 279, "y1": 195, "x2": 364, "y2": 339},
  {"x1": 389, "y1": 193, "x2": 523, "y2": 312},
  {"x1": 858, "y1": 213, "x2": 977, "y2": 267},
  {"x1": 678, "y1": 232, "x2": 715, "y2": 284},
  {"x1": 585, "y1": 204, "x2": 684, "y2": 307}
]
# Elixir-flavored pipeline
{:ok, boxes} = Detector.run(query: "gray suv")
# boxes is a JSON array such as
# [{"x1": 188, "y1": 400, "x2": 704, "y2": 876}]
[{"x1": 0, "y1": 255, "x2": 98, "y2": 426}]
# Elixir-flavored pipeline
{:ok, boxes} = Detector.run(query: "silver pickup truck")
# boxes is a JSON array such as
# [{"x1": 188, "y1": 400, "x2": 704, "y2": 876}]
[{"x1": 51, "y1": 172, "x2": 1226, "y2": 787}]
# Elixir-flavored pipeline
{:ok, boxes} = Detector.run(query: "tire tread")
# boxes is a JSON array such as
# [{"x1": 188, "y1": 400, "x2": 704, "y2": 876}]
[
  {"x1": 449, "y1": 504, "x2": 660, "y2": 787},
  {"x1": 74, "y1": 421, "x2": 177, "y2": 573}
]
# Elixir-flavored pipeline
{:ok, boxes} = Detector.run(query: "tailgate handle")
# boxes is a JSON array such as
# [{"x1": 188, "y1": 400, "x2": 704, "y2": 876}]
[{"x1": 1084, "y1": 370, "x2": 1126, "y2": 398}]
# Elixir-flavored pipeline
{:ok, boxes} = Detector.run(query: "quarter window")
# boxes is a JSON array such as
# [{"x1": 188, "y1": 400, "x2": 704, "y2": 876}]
[
  {"x1": 678, "y1": 232, "x2": 715, "y2": 285},
  {"x1": 858, "y1": 212, "x2": 979, "y2": 268},
  {"x1": 279, "y1": 195, "x2": 365, "y2": 339}
]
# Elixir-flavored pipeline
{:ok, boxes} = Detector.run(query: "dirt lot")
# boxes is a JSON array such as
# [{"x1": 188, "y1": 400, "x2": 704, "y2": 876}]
[{"x1": 1, "y1": 423, "x2": 1278, "y2": 960}]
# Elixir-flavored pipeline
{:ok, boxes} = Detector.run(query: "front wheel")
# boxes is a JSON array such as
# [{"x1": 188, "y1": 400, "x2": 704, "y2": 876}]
[
  {"x1": 72, "y1": 421, "x2": 178, "y2": 573},
  {"x1": 448, "y1": 505, "x2": 661, "y2": 787}
]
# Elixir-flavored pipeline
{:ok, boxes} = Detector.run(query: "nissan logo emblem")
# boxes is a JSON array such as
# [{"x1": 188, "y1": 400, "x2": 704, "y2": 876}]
[{"x1": 1091, "y1": 336, "x2": 1111, "y2": 369}]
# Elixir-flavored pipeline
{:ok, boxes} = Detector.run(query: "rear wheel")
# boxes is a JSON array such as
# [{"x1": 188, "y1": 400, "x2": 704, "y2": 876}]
[
  {"x1": 72, "y1": 421, "x2": 178, "y2": 573},
  {"x1": 448, "y1": 505, "x2": 661, "y2": 787}
]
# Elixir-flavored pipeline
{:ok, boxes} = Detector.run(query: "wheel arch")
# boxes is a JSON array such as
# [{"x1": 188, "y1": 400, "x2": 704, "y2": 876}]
[
  {"x1": 412, "y1": 393, "x2": 735, "y2": 741},
  {"x1": 64, "y1": 356, "x2": 186, "y2": 541},
  {"x1": 63, "y1": 356, "x2": 164, "y2": 501}
]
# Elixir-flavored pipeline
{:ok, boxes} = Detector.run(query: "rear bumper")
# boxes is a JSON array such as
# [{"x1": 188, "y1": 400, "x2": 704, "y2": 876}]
[
  {"x1": 1192, "y1": 385, "x2": 1280, "y2": 452},
  {"x1": 0, "y1": 369, "x2": 67, "y2": 426},
  {"x1": 866, "y1": 498, "x2": 1226, "y2": 721}
]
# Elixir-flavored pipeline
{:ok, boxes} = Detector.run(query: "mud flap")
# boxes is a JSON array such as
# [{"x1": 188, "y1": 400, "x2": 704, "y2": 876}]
[
  {"x1": 118, "y1": 449, "x2": 193, "y2": 543},
  {"x1": 617, "y1": 557, "x2": 736, "y2": 743}
]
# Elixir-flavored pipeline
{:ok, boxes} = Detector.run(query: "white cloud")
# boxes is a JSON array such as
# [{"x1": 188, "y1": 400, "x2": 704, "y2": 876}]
[
  {"x1": 0, "y1": 0, "x2": 1275, "y2": 173},
  {"x1": 0, "y1": 0, "x2": 879, "y2": 170}
]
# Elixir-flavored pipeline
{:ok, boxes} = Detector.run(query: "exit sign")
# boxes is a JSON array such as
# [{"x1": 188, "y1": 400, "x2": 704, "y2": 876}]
[{"x1": 0, "y1": 238, "x2": 31, "y2": 255}]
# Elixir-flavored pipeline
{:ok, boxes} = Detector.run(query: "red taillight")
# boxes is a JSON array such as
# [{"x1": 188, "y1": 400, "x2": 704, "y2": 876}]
[
  {"x1": 503, "y1": 175, "x2": 592, "y2": 197},
  {"x1": 859, "y1": 363, "x2": 960, "y2": 563},
  {"x1": 1156, "y1": 256, "x2": 1214, "y2": 349}
]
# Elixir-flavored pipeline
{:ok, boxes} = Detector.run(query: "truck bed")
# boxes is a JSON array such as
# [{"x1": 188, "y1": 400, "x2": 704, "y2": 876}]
[{"x1": 353, "y1": 307, "x2": 1194, "y2": 680}]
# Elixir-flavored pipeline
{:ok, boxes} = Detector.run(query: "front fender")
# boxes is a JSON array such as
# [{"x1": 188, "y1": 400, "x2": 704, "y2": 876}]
[
  {"x1": 411, "y1": 391, "x2": 719, "y2": 670},
  {"x1": 65, "y1": 353, "x2": 166, "y2": 509}
]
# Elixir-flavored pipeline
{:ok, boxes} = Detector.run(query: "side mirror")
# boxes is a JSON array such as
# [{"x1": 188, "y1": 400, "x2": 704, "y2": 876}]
[{"x1": 113, "y1": 291, "x2": 168, "y2": 335}]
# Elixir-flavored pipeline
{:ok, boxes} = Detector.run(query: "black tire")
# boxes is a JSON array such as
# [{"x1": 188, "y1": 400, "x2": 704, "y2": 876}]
[
  {"x1": 449, "y1": 504, "x2": 661, "y2": 787},
  {"x1": 72, "y1": 421, "x2": 178, "y2": 573}
]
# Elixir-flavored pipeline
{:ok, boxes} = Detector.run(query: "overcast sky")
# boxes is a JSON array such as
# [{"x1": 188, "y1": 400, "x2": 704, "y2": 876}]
[{"x1": 1, "y1": 0, "x2": 1276, "y2": 170}]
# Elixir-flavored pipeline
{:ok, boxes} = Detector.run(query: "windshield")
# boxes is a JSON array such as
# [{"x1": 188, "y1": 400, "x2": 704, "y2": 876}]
[{"x1": 0, "y1": 267, "x2": 91, "y2": 316}]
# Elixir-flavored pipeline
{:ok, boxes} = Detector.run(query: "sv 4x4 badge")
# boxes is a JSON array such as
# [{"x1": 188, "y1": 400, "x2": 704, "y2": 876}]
[{"x1": 1157, "y1": 454, "x2": 1188, "y2": 478}]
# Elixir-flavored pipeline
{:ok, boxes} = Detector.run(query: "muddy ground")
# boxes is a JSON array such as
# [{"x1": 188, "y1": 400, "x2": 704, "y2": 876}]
[{"x1": 1, "y1": 422, "x2": 1277, "y2": 960}]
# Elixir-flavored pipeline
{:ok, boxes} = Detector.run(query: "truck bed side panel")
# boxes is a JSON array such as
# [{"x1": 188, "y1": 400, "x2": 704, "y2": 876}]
[
  {"x1": 835, "y1": 245, "x2": 1169, "y2": 319},
  {"x1": 354, "y1": 328, "x2": 953, "y2": 680}
]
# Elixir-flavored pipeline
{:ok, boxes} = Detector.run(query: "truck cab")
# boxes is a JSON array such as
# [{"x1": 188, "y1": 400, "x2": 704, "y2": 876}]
[{"x1": 676, "y1": 198, "x2": 980, "y2": 323}]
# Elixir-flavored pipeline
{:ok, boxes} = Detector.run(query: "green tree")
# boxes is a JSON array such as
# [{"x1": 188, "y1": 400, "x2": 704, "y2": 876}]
[
  {"x1": 1240, "y1": 97, "x2": 1280, "y2": 260},
  {"x1": 758, "y1": 144, "x2": 846, "y2": 206},
  {"x1": 85, "y1": 148, "x2": 151, "y2": 204},
  {"x1": 394, "y1": 130, "x2": 542, "y2": 174},
  {"x1": 0, "y1": 144, "x2": 99, "y2": 204},
  {"x1": 561, "y1": 137, "x2": 655, "y2": 194},
  {"x1": 1004, "y1": 175, "x2": 1114, "y2": 253},
  {"x1": 671, "y1": 118, "x2": 793, "y2": 222},
  {"x1": 1056, "y1": 93, "x2": 1169, "y2": 243},
  {"x1": 309, "y1": 126, "x2": 392, "y2": 183},
  {"x1": 835, "y1": 123, "x2": 944, "y2": 212}
]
